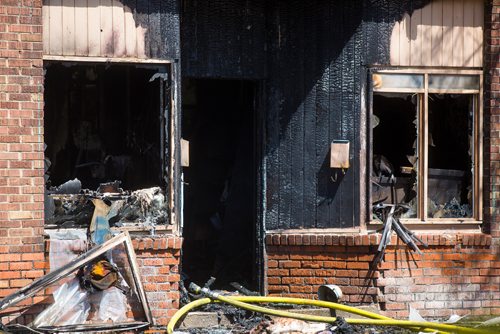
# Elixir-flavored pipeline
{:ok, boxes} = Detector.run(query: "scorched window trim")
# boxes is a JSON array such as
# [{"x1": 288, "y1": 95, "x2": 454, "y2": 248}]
[{"x1": 369, "y1": 68, "x2": 483, "y2": 224}]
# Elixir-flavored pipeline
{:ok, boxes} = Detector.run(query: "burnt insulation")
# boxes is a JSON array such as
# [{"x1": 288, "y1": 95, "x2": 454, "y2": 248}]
[{"x1": 180, "y1": 0, "x2": 431, "y2": 229}]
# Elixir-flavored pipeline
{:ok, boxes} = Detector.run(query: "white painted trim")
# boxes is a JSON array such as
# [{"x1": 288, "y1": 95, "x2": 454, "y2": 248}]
[{"x1": 43, "y1": 55, "x2": 173, "y2": 64}]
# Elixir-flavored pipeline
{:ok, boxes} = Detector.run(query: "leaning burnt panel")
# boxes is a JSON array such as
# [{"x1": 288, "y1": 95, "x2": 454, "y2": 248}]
[
  {"x1": 372, "y1": 93, "x2": 418, "y2": 219},
  {"x1": 44, "y1": 63, "x2": 169, "y2": 229}
]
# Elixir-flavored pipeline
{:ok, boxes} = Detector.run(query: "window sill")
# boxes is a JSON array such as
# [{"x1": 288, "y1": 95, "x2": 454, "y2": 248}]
[
  {"x1": 44, "y1": 225, "x2": 177, "y2": 236},
  {"x1": 265, "y1": 230, "x2": 491, "y2": 247}
]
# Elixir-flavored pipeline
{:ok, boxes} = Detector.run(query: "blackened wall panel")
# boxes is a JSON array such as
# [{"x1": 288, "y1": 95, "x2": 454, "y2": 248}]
[
  {"x1": 265, "y1": 0, "x2": 367, "y2": 230},
  {"x1": 180, "y1": 0, "x2": 429, "y2": 230},
  {"x1": 181, "y1": 0, "x2": 267, "y2": 79},
  {"x1": 161, "y1": 0, "x2": 181, "y2": 60},
  {"x1": 263, "y1": 0, "x2": 429, "y2": 230}
]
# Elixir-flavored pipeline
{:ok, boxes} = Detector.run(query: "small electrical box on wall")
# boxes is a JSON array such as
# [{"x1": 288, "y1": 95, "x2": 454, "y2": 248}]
[{"x1": 330, "y1": 140, "x2": 350, "y2": 169}]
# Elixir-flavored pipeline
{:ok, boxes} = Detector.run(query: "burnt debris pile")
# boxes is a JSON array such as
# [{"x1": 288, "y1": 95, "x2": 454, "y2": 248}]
[{"x1": 45, "y1": 179, "x2": 168, "y2": 231}]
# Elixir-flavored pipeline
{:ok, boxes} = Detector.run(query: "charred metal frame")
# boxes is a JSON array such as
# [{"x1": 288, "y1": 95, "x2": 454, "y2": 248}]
[
  {"x1": 368, "y1": 68, "x2": 483, "y2": 226},
  {"x1": 0, "y1": 232, "x2": 152, "y2": 332},
  {"x1": 255, "y1": 81, "x2": 266, "y2": 294}
]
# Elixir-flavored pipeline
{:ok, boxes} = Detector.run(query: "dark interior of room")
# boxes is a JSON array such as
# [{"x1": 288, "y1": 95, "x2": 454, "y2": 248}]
[
  {"x1": 373, "y1": 93, "x2": 417, "y2": 179},
  {"x1": 372, "y1": 93, "x2": 473, "y2": 219},
  {"x1": 44, "y1": 63, "x2": 165, "y2": 191},
  {"x1": 181, "y1": 78, "x2": 256, "y2": 291},
  {"x1": 427, "y1": 94, "x2": 473, "y2": 218},
  {"x1": 372, "y1": 93, "x2": 418, "y2": 214}
]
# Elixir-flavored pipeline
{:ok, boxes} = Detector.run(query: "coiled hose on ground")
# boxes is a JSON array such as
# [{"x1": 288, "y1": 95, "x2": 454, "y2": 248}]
[{"x1": 166, "y1": 284, "x2": 497, "y2": 334}]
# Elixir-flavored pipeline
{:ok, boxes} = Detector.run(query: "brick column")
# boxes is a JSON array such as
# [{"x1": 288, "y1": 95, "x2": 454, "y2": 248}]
[
  {"x1": 132, "y1": 236, "x2": 183, "y2": 326},
  {"x1": 485, "y1": 1, "x2": 500, "y2": 240},
  {"x1": 0, "y1": 0, "x2": 45, "y2": 313}
]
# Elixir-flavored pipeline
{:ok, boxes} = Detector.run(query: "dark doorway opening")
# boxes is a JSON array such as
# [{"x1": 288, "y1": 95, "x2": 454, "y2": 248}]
[
  {"x1": 181, "y1": 78, "x2": 257, "y2": 290},
  {"x1": 44, "y1": 63, "x2": 167, "y2": 191}
]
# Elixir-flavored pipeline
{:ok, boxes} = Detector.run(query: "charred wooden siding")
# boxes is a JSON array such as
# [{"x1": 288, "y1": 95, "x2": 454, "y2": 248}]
[
  {"x1": 43, "y1": 0, "x2": 180, "y2": 60},
  {"x1": 180, "y1": 0, "x2": 432, "y2": 230},
  {"x1": 265, "y1": 0, "x2": 430, "y2": 230},
  {"x1": 181, "y1": 0, "x2": 267, "y2": 79}
]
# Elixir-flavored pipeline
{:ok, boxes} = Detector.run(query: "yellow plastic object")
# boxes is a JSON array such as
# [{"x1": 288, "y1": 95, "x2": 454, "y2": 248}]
[{"x1": 167, "y1": 295, "x2": 497, "y2": 334}]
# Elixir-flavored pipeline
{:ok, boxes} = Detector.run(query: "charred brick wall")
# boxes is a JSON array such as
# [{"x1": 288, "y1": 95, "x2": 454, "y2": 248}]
[
  {"x1": 0, "y1": 0, "x2": 45, "y2": 314},
  {"x1": 266, "y1": 233, "x2": 500, "y2": 318}
]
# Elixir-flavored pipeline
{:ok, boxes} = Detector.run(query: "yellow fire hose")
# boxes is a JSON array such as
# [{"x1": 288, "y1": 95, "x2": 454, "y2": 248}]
[{"x1": 166, "y1": 284, "x2": 497, "y2": 334}]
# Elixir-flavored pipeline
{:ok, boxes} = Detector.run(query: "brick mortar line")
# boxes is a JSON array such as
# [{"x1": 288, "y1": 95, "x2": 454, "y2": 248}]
[{"x1": 265, "y1": 233, "x2": 492, "y2": 247}]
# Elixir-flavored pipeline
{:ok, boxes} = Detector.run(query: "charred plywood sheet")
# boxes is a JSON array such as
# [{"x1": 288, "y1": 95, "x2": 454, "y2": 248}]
[
  {"x1": 390, "y1": 0, "x2": 483, "y2": 67},
  {"x1": 42, "y1": 0, "x2": 180, "y2": 60}
]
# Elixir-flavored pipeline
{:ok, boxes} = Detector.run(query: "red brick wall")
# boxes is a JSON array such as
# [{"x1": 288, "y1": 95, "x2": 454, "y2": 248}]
[
  {"x1": 0, "y1": 0, "x2": 45, "y2": 313},
  {"x1": 486, "y1": 1, "x2": 500, "y2": 238},
  {"x1": 266, "y1": 233, "x2": 500, "y2": 319},
  {"x1": 132, "y1": 235, "x2": 182, "y2": 326}
]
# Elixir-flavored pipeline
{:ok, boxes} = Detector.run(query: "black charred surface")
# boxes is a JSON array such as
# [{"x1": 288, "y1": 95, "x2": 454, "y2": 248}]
[
  {"x1": 180, "y1": 0, "x2": 429, "y2": 230},
  {"x1": 181, "y1": 0, "x2": 267, "y2": 79},
  {"x1": 119, "y1": 0, "x2": 180, "y2": 60}
]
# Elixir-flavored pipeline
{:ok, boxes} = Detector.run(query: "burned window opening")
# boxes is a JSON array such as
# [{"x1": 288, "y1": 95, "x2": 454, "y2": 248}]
[
  {"x1": 371, "y1": 71, "x2": 481, "y2": 222},
  {"x1": 427, "y1": 94, "x2": 474, "y2": 218},
  {"x1": 44, "y1": 62, "x2": 171, "y2": 230},
  {"x1": 372, "y1": 93, "x2": 418, "y2": 219},
  {"x1": 181, "y1": 78, "x2": 257, "y2": 291}
]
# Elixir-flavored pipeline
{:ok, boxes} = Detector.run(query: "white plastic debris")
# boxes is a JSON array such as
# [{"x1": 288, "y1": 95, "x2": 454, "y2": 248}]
[
  {"x1": 94, "y1": 287, "x2": 128, "y2": 322},
  {"x1": 409, "y1": 306, "x2": 464, "y2": 334},
  {"x1": 46, "y1": 230, "x2": 87, "y2": 271},
  {"x1": 32, "y1": 278, "x2": 90, "y2": 327}
]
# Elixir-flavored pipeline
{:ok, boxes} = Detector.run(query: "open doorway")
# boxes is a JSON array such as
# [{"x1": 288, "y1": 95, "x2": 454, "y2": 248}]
[{"x1": 181, "y1": 78, "x2": 257, "y2": 290}]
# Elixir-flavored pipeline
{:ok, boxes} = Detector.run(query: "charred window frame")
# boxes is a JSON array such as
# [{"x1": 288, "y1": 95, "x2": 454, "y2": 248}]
[
  {"x1": 43, "y1": 57, "x2": 181, "y2": 234},
  {"x1": 369, "y1": 69, "x2": 483, "y2": 224}
]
